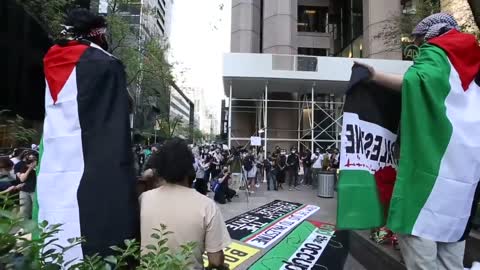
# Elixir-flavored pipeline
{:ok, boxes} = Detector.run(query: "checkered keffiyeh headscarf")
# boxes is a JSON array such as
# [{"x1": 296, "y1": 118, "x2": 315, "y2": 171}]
[{"x1": 412, "y1": 13, "x2": 460, "y2": 40}]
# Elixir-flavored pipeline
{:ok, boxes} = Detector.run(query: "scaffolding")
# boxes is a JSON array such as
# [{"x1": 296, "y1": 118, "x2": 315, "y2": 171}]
[{"x1": 227, "y1": 82, "x2": 344, "y2": 152}]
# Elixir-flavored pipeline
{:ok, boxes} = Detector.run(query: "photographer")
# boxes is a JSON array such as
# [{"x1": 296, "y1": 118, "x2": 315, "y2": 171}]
[
  {"x1": 214, "y1": 167, "x2": 236, "y2": 204},
  {"x1": 14, "y1": 151, "x2": 37, "y2": 219}
]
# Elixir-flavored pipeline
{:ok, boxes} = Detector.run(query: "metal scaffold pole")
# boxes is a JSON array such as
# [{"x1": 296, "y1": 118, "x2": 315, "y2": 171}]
[
  {"x1": 311, "y1": 84, "x2": 315, "y2": 152},
  {"x1": 228, "y1": 82, "x2": 232, "y2": 149}
]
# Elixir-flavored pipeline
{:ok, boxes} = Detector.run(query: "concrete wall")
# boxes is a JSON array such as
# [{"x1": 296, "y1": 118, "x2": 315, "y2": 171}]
[
  {"x1": 363, "y1": 0, "x2": 402, "y2": 59},
  {"x1": 297, "y1": 32, "x2": 332, "y2": 50},
  {"x1": 441, "y1": 0, "x2": 479, "y2": 35},
  {"x1": 231, "y1": 0, "x2": 261, "y2": 53},
  {"x1": 263, "y1": 0, "x2": 298, "y2": 54}
]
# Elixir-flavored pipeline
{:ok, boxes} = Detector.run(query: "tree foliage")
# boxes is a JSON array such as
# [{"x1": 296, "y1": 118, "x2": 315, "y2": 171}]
[
  {"x1": 0, "y1": 110, "x2": 38, "y2": 147},
  {"x1": 104, "y1": 0, "x2": 175, "y2": 137},
  {"x1": 376, "y1": 0, "x2": 479, "y2": 53},
  {"x1": 15, "y1": 0, "x2": 75, "y2": 39}
]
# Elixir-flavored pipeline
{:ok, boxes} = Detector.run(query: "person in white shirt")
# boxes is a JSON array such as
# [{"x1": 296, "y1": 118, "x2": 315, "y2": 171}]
[{"x1": 311, "y1": 148, "x2": 324, "y2": 181}]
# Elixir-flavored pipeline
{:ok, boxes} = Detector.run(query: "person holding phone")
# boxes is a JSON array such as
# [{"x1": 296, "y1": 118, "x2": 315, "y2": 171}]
[{"x1": 14, "y1": 151, "x2": 37, "y2": 219}]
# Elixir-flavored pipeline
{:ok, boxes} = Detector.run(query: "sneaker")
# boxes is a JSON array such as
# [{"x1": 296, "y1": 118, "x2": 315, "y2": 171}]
[
  {"x1": 255, "y1": 184, "x2": 260, "y2": 188},
  {"x1": 249, "y1": 190, "x2": 255, "y2": 194},
  {"x1": 289, "y1": 188, "x2": 293, "y2": 191},
  {"x1": 294, "y1": 187, "x2": 301, "y2": 191}
]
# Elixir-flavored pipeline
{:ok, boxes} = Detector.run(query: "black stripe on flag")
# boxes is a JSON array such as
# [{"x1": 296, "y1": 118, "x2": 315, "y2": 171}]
[
  {"x1": 344, "y1": 65, "x2": 401, "y2": 134},
  {"x1": 76, "y1": 46, "x2": 139, "y2": 257}
]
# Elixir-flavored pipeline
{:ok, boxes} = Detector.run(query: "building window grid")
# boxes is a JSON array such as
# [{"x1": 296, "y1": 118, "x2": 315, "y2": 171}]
[{"x1": 297, "y1": 6, "x2": 329, "y2": 33}]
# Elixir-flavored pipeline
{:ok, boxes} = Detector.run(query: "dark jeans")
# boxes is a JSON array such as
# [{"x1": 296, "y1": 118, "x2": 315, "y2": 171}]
[
  {"x1": 267, "y1": 170, "x2": 277, "y2": 190},
  {"x1": 287, "y1": 168, "x2": 298, "y2": 187},
  {"x1": 304, "y1": 167, "x2": 312, "y2": 185},
  {"x1": 194, "y1": 178, "x2": 208, "y2": 195}
]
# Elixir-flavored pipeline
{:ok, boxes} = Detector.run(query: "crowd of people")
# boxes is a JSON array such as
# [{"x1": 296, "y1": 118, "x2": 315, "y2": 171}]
[{"x1": 135, "y1": 142, "x2": 341, "y2": 201}]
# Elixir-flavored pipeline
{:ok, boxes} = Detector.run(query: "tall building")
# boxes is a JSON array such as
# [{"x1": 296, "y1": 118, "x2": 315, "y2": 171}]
[
  {"x1": 95, "y1": 0, "x2": 173, "y2": 39},
  {"x1": 231, "y1": 0, "x2": 402, "y2": 59},
  {"x1": 225, "y1": 0, "x2": 410, "y2": 151}
]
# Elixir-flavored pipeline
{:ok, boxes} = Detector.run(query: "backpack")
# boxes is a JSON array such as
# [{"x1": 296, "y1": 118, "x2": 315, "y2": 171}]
[{"x1": 243, "y1": 157, "x2": 253, "y2": 171}]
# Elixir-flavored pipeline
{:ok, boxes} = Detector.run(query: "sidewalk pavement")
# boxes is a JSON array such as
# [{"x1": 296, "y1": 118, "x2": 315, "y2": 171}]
[{"x1": 208, "y1": 183, "x2": 366, "y2": 270}]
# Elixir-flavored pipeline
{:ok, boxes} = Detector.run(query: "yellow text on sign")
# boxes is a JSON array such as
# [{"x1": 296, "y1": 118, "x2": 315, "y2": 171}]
[{"x1": 203, "y1": 242, "x2": 260, "y2": 269}]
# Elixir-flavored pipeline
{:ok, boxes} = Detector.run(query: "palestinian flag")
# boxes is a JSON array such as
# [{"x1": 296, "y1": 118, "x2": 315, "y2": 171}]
[
  {"x1": 337, "y1": 65, "x2": 401, "y2": 229},
  {"x1": 35, "y1": 40, "x2": 139, "y2": 263},
  {"x1": 387, "y1": 30, "x2": 480, "y2": 242}
]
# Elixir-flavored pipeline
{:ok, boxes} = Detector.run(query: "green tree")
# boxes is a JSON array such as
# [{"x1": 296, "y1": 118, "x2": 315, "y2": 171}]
[
  {"x1": 0, "y1": 110, "x2": 38, "y2": 147},
  {"x1": 103, "y1": 0, "x2": 175, "y2": 138},
  {"x1": 15, "y1": 0, "x2": 74, "y2": 39}
]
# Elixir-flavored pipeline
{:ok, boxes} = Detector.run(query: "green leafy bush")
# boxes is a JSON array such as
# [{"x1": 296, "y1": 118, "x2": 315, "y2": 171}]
[{"x1": 0, "y1": 192, "x2": 196, "y2": 269}]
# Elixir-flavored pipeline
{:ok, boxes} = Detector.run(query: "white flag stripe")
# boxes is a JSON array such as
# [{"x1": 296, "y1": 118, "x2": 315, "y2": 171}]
[{"x1": 38, "y1": 68, "x2": 84, "y2": 262}]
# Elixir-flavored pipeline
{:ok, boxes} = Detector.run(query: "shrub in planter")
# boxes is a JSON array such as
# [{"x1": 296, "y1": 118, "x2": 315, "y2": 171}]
[{"x1": 0, "y1": 193, "x2": 195, "y2": 269}]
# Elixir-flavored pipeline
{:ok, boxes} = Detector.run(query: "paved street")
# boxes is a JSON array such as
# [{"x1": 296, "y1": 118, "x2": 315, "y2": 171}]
[{"x1": 209, "y1": 183, "x2": 366, "y2": 270}]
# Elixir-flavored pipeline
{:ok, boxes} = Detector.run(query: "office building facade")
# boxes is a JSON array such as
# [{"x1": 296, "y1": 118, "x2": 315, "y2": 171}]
[{"x1": 225, "y1": 0, "x2": 408, "y2": 152}]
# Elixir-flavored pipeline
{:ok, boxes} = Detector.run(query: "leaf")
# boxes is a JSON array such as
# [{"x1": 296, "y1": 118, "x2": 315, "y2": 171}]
[
  {"x1": 104, "y1": 255, "x2": 117, "y2": 265},
  {"x1": 145, "y1": 244, "x2": 157, "y2": 251},
  {"x1": 150, "y1": 233, "x2": 160, "y2": 240},
  {"x1": 0, "y1": 209, "x2": 15, "y2": 219}
]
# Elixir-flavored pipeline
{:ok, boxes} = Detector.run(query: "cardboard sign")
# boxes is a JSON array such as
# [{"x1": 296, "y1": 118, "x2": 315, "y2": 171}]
[
  {"x1": 250, "y1": 136, "x2": 262, "y2": 146},
  {"x1": 203, "y1": 242, "x2": 260, "y2": 269},
  {"x1": 249, "y1": 220, "x2": 349, "y2": 270}
]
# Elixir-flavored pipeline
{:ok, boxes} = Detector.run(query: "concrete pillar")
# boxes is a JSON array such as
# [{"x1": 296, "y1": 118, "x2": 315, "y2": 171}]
[
  {"x1": 363, "y1": 0, "x2": 402, "y2": 59},
  {"x1": 262, "y1": 0, "x2": 297, "y2": 54},
  {"x1": 441, "y1": 0, "x2": 479, "y2": 35},
  {"x1": 231, "y1": 0, "x2": 261, "y2": 53}
]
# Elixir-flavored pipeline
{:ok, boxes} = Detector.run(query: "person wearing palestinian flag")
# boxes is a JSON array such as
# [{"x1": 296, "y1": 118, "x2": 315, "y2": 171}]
[
  {"x1": 363, "y1": 13, "x2": 480, "y2": 270},
  {"x1": 36, "y1": 9, "x2": 139, "y2": 264}
]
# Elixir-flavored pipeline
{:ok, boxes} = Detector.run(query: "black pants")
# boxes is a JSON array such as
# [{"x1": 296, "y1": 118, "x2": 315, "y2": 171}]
[
  {"x1": 288, "y1": 169, "x2": 298, "y2": 187},
  {"x1": 194, "y1": 178, "x2": 208, "y2": 195},
  {"x1": 214, "y1": 182, "x2": 236, "y2": 204}
]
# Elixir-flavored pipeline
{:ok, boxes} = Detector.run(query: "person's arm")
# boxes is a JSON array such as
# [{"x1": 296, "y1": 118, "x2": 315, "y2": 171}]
[
  {"x1": 207, "y1": 251, "x2": 226, "y2": 269},
  {"x1": 16, "y1": 163, "x2": 35, "y2": 183},
  {"x1": 0, "y1": 186, "x2": 16, "y2": 195},
  {"x1": 372, "y1": 72, "x2": 403, "y2": 92},
  {"x1": 355, "y1": 61, "x2": 403, "y2": 92},
  {"x1": 205, "y1": 203, "x2": 231, "y2": 269}
]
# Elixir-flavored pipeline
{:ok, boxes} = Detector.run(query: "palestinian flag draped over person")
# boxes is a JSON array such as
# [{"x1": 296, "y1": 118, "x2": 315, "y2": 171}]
[
  {"x1": 337, "y1": 65, "x2": 402, "y2": 229},
  {"x1": 387, "y1": 29, "x2": 480, "y2": 242},
  {"x1": 35, "y1": 9, "x2": 139, "y2": 264}
]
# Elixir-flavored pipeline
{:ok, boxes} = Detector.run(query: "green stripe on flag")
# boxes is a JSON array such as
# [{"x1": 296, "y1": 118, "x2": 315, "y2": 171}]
[
  {"x1": 337, "y1": 170, "x2": 384, "y2": 229},
  {"x1": 249, "y1": 221, "x2": 316, "y2": 270},
  {"x1": 387, "y1": 44, "x2": 453, "y2": 234},
  {"x1": 32, "y1": 137, "x2": 43, "y2": 239}
]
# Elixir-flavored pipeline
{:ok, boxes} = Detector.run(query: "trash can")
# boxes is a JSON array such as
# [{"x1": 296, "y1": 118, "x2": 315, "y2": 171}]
[{"x1": 317, "y1": 171, "x2": 335, "y2": 198}]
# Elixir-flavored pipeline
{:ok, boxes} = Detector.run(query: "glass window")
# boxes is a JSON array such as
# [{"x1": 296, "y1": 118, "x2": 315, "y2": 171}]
[
  {"x1": 297, "y1": 6, "x2": 329, "y2": 33},
  {"x1": 298, "y1": 47, "x2": 327, "y2": 56}
]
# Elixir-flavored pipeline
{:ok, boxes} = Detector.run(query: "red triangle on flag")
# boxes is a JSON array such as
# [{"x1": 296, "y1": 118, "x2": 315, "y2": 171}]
[
  {"x1": 430, "y1": 30, "x2": 480, "y2": 91},
  {"x1": 44, "y1": 41, "x2": 89, "y2": 103}
]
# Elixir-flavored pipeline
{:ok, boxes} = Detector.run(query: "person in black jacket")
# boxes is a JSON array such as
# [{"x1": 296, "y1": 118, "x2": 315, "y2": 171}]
[
  {"x1": 276, "y1": 151, "x2": 287, "y2": 190},
  {"x1": 302, "y1": 149, "x2": 313, "y2": 185},
  {"x1": 286, "y1": 147, "x2": 300, "y2": 191}
]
